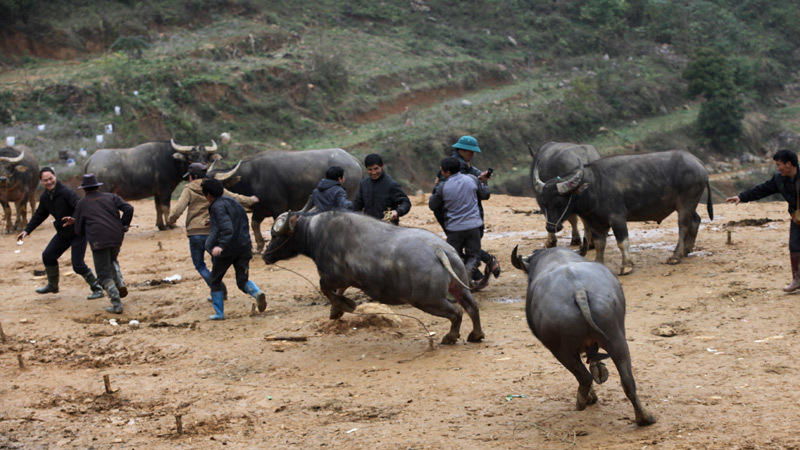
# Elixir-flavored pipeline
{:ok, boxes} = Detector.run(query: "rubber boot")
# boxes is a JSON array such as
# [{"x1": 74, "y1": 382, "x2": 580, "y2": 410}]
[
  {"x1": 784, "y1": 253, "x2": 800, "y2": 292},
  {"x1": 102, "y1": 280, "x2": 123, "y2": 314},
  {"x1": 81, "y1": 270, "x2": 105, "y2": 300},
  {"x1": 36, "y1": 265, "x2": 59, "y2": 294},
  {"x1": 113, "y1": 260, "x2": 128, "y2": 298},
  {"x1": 207, "y1": 282, "x2": 227, "y2": 302},
  {"x1": 209, "y1": 291, "x2": 225, "y2": 320},
  {"x1": 245, "y1": 280, "x2": 267, "y2": 312}
]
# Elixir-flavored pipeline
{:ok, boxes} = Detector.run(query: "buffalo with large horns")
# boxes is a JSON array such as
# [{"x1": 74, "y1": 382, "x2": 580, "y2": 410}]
[
  {"x1": 0, "y1": 146, "x2": 39, "y2": 234},
  {"x1": 83, "y1": 139, "x2": 220, "y2": 230}
]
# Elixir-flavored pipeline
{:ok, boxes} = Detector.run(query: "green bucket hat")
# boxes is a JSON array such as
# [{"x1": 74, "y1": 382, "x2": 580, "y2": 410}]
[{"x1": 452, "y1": 135, "x2": 481, "y2": 153}]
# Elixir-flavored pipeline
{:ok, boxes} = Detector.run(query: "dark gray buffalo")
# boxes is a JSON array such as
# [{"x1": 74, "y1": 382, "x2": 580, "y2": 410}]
[
  {"x1": 0, "y1": 146, "x2": 39, "y2": 234},
  {"x1": 511, "y1": 245, "x2": 656, "y2": 426},
  {"x1": 212, "y1": 148, "x2": 361, "y2": 253},
  {"x1": 533, "y1": 150, "x2": 713, "y2": 274},
  {"x1": 263, "y1": 211, "x2": 484, "y2": 345},
  {"x1": 529, "y1": 142, "x2": 601, "y2": 249},
  {"x1": 84, "y1": 139, "x2": 220, "y2": 230}
]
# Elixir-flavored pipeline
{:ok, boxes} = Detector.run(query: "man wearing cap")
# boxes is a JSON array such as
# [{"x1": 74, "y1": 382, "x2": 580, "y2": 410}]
[
  {"x1": 17, "y1": 167, "x2": 104, "y2": 300},
  {"x1": 167, "y1": 162, "x2": 259, "y2": 302},
  {"x1": 66, "y1": 173, "x2": 134, "y2": 314},
  {"x1": 433, "y1": 135, "x2": 500, "y2": 290}
]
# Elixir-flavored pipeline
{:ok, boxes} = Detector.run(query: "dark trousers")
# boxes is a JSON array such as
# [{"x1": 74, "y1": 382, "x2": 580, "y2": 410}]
[
  {"x1": 43, "y1": 233, "x2": 90, "y2": 275},
  {"x1": 209, "y1": 250, "x2": 252, "y2": 293},
  {"x1": 92, "y1": 246, "x2": 120, "y2": 289},
  {"x1": 446, "y1": 227, "x2": 482, "y2": 274},
  {"x1": 791, "y1": 220, "x2": 800, "y2": 253}
]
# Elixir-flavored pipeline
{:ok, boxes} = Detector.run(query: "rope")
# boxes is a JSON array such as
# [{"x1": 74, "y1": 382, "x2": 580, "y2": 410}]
[
  {"x1": 544, "y1": 196, "x2": 572, "y2": 230},
  {"x1": 271, "y1": 262, "x2": 437, "y2": 357}
]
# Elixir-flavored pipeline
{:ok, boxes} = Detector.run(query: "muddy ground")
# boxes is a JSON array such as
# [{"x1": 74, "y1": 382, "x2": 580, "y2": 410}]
[{"x1": 1, "y1": 194, "x2": 798, "y2": 449}]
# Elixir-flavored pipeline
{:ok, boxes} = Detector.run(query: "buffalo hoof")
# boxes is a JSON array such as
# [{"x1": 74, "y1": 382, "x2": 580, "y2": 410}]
[
  {"x1": 636, "y1": 410, "x2": 657, "y2": 426},
  {"x1": 570, "y1": 237, "x2": 582, "y2": 246},
  {"x1": 157, "y1": 224, "x2": 168, "y2": 231},
  {"x1": 576, "y1": 388, "x2": 598, "y2": 411},
  {"x1": 590, "y1": 361, "x2": 609, "y2": 384},
  {"x1": 619, "y1": 265, "x2": 634, "y2": 276},
  {"x1": 329, "y1": 307, "x2": 344, "y2": 320},
  {"x1": 667, "y1": 256, "x2": 681, "y2": 265},
  {"x1": 440, "y1": 333, "x2": 459, "y2": 345},
  {"x1": 467, "y1": 330, "x2": 485, "y2": 343}
]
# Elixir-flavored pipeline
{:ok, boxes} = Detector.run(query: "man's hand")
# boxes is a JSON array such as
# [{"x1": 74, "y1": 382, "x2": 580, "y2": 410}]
[
  {"x1": 212, "y1": 246, "x2": 223, "y2": 257},
  {"x1": 62, "y1": 216, "x2": 75, "y2": 226},
  {"x1": 250, "y1": 196, "x2": 259, "y2": 203},
  {"x1": 725, "y1": 196, "x2": 741, "y2": 205},
  {"x1": 16, "y1": 231, "x2": 27, "y2": 241}
]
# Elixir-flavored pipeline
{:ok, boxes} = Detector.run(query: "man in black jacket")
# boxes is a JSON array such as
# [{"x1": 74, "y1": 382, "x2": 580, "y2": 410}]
[
  {"x1": 68, "y1": 173, "x2": 134, "y2": 314},
  {"x1": 727, "y1": 149, "x2": 800, "y2": 292},
  {"x1": 17, "y1": 168, "x2": 104, "y2": 299},
  {"x1": 202, "y1": 178, "x2": 267, "y2": 320},
  {"x1": 351, "y1": 154, "x2": 411, "y2": 225}
]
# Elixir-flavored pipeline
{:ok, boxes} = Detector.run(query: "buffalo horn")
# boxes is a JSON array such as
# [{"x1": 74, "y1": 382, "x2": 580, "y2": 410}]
[
  {"x1": 300, "y1": 195, "x2": 313, "y2": 213},
  {"x1": 206, "y1": 140, "x2": 217, "y2": 153},
  {"x1": 510, "y1": 245, "x2": 529, "y2": 272},
  {"x1": 0, "y1": 150, "x2": 24, "y2": 164},
  {"x1": 556, "y1": 164, "x2": 584, "y2": 195},
  {"x1": 532, "y1": 164, "x2": 545, "y2": 193},
  {"x1": 170, "y1": 139, "x2": 194, "y2": 153},
  {"x1": 526, "y1": 142, "x2": 535, "y2": 159},
  {"x1": 213, "y1": 161, "x2": 242, "y2": 182},
  {"x1": 273, "y1": 211, "x2": 291, "y2": 235}
]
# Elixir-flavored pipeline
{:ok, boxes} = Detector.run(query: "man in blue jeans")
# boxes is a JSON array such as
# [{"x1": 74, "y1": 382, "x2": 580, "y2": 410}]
[
  {"x1": 167, "y1": 162, "x2": 258, "y2": 302},
  {"x1": 202, "y1": 178, "x2": 266, "y2": 320}
]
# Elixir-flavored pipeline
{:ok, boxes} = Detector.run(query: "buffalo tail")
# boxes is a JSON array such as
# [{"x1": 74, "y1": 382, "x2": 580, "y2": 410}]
[
  {"x1": 435, "y1": 247, "x2": 471, "y2": 291},
  {"x1": 574, "y1": 290, "x2": 611, "y2": 347}
]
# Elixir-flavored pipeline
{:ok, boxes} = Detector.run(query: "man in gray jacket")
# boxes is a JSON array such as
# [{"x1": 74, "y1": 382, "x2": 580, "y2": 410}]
[{"x1": 428, "y1": 156, "x2": 490, "y2": 285}]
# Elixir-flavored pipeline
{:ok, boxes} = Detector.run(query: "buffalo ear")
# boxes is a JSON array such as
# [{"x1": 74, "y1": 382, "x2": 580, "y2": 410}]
[
  {"x1": 172, "y1": 153, "x2": 187, "y2": 161},
  {"x1": 289, "y1": 215, "x2": 299, "y2": 232},
  {"x1": 210, "y1": 153, "x2": 222, "y2": 161},
  {"x1": 575, "y1": 183, "x2": 590, "y2": 195},
  {"x1": 14, "y1": 165, "x2": 27, "y2": 172}
]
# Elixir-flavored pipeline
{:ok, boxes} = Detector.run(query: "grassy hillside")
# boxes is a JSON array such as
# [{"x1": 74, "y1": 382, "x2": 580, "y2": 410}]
[{"x1": 1, "y1": 0, "x2": 798, "y2": 194}]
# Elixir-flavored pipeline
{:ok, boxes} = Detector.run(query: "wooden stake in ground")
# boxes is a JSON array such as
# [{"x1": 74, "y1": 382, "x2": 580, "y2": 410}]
[
  {"x1": 0, "y1": 321, "x2": 6, "y2": 343},
  {"x1": 175, "y1": 415, "x2": 183, "y2": 435},
  {"x1": 103, "y1": 374, "x2": 113, "y2": 394},
  {"x1": 17, "y1": 354, "x2": 24, "y2": 368}
]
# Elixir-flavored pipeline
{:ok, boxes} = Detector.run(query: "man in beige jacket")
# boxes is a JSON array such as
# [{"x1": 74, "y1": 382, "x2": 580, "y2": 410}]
[{"x1": 167, "y1": 163, "x2": 258, "y2": 301}]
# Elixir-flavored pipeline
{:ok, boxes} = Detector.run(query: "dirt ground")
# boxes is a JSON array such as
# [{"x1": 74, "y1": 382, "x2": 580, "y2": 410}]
[{"x1": 1, "y1": 193, "x2": 799, "y2": 449}]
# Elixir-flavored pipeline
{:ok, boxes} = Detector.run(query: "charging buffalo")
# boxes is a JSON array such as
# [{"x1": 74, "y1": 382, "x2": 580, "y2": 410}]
[
  {"x1": 212, "y1": 148, "x2": 361, "y2": 253},
  {"x1": 512, "y1": 245, "x2": 656, "y2": 426},
  {"x1": 263, "y1": 211, "x2": 484, "y2": 345},
  {"x1": 533, "y1": 150, "x2": 713, "y2": 274},
  {"x1": 529, "y1": 141, "x2": 600, "y2": 249},
  {"x1": 0, "y1": 146, "x2": 39, "y2": 234},
  {"x1": 84, "y1": 139, "x2": 220, "y2": 230}
]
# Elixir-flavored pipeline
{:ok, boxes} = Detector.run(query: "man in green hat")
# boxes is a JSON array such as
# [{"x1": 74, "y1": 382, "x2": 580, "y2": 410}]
[{"x1": 433, "y1": 135, "x2": 500, "y2": 291}]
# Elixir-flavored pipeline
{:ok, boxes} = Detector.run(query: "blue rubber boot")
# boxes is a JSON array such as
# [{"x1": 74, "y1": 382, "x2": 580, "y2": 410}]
[
  {"x1": 245, "y1": 280, "x2": 267, "y2": 312},
  {"x1": 209, "y1": 291, "x2": 225, "y2": 320}
]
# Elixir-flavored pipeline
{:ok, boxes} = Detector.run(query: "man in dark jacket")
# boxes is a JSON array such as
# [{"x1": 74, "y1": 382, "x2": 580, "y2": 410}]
[
  {"x1": 68, "y1": 173, "x2": 134, "y2": 314},
  {"x1": 727, "y1": 149, "x2": 800, "y2": 292},
  {"x1": 351, "y1": 154, "x2": 411, "y2": 225},
  {"x1": 312, "y1": 165, "x2": 354, "y2": 212},
  {"x1": 433, "y1": 135, "x2": 500, "y2": 290},
  {"x1": 202, "y1": 178, "x2": 267, "y2": 320},
  {"x1": 17, "y1": 168, "x2": 104, "y2": 299}
]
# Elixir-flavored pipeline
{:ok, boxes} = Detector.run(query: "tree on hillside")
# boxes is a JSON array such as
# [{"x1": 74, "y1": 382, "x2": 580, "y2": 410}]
[{"x1": 683, "y1": 47, "x2": 744, "y2": 151}]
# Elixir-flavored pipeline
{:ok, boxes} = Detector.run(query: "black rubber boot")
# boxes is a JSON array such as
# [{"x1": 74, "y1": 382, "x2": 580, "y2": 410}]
[
  {"x1": 81, "y1": 270, "x2": 105, "y2": 300},
  {"x1": 103, "y1": 279, "x2": 123, "y2": 314},
  {"x1": 35, "y1": 265, "x2": 59, "y2": 294},
  {"x1": 113, "y1": 260, "x2": 128, "y2": 298}
]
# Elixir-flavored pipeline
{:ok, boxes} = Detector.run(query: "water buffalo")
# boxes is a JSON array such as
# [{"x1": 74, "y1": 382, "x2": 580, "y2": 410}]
[
  {"x1": 263, "y1": 211, "x2": 484, "y2": 345},
  {"x1": 511, "y1": 245, "x2": 656, "y2": 426},
  {"x1": 212, "y1": 148, "x2": 361, "y2": 253},
  {"x1": 533, "y1": 149, "x2": 713, "y2": 274},
  {"x1": 529, "y1": 142, "x2": 601, "y2": 249},
  {"x1": 0, "y1": 146, "x2": 39, "y2": 234},
  {"x1": 83, "y1": 139, "x2": 220, "y2": 230}
]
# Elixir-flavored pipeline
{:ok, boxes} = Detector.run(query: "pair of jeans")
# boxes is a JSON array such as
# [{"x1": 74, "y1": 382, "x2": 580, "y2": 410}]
[
  {"x1": 42, "y1": 233, "x2": 90, "y2": 275},
  {"x1": 189, "y1": 235, "x2": 213, "y2": 285}
]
